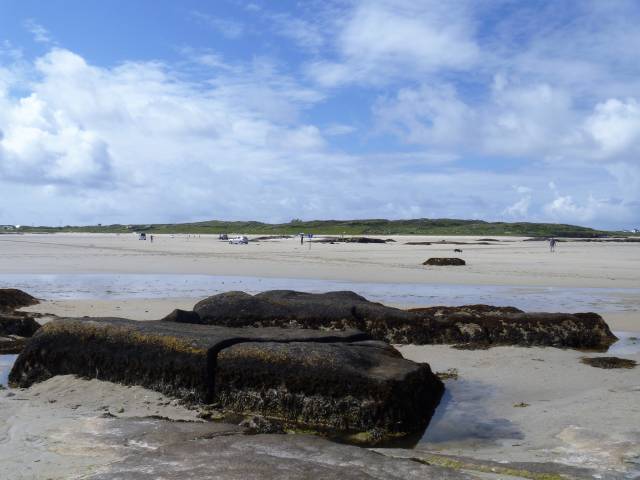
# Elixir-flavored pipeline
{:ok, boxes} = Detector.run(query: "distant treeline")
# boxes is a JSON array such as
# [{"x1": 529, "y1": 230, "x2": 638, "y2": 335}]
[{"x1": 8, "y1": 218, "x2": 631, "y2": 237}]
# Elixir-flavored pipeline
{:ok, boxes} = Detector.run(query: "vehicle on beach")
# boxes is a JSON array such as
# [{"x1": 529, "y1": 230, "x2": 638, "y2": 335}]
[{"x1": 229, "y1": 235, "x2": 249, "y2": 244}]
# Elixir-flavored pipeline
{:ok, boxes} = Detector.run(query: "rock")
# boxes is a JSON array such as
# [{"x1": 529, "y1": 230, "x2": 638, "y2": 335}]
[
  {"x1": 410, "y1": 309, "x2": 617, "y2": 350},
  {"x1": 581, "y1": 356, "x2": 637, "y2": 369},
  {"x1": 0, "y1": 289, "x2": 38, "y2": 312},
  {"x1": 186, "y1": 290, "x2": 417, "y2": 333},
  {"x1": 410, "y1": 305, "x2": 524, "y2": 316},
  {"x1": 216, "y1": 340, "x2": 442, "y2": 438},
  {"x1": 0, "y1": 289, "x2": 42, "y2": 354},
  {"x1": 10, "y1": 317, "x2": 443, "y2": 441},
  {"x1": 0, "y1": 314, "x2": 41, "y2": 337},
  {"x1": 423, "y1": 258, "x2": 466, "y2": 266},
  {"x1": 0, "y1": 335, "x2": 27, "y2": 354},
  {"x1": 161, "y1": 309, "x2": 201, "y2": 323},
  {"x1": 172, "y1": 291, "x2": 616, "y2": 349},
  {"x1": 84, "y1": 426, "x2": 472, "y2": 480},
  {"x1": 240, "y1": 415, "x2": 285, "y2": 434},
  {"x1": 313, "y1": 237, "x2": 392, "y2": 244}
]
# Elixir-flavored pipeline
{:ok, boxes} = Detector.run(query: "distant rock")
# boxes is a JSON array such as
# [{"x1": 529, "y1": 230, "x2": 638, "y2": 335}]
[
  {"x1": 423, "y1": 258, "x2": 466, "y2": 266},
  {"x1": 313, "y1": 237, "x2": 393, "y2": 244},
  {"x1": 10, "y1": 317, "x2": 443, "y2": 442}
]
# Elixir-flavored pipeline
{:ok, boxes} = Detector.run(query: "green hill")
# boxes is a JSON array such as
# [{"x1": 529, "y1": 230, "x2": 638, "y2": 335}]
[{"x1": 11, "y1": 218, "x2": 625, "y2": 237}]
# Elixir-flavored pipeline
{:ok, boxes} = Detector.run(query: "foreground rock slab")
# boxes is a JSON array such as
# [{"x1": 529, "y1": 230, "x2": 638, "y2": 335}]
[
  {"x1": 10, "y1": 317, "x2": 443, "y2": 440},
  {"x1": 168, "y1": 290, "x2": 617, "y2": 350}
]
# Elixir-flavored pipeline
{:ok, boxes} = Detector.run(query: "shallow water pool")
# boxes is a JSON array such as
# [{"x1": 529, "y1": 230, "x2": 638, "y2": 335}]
[
  {"x1": 0, "y1": 354, "x2": 17, "y2": 387},
  {"x1": 1, "y1": 273, "x2": 638, "y2": 315}
]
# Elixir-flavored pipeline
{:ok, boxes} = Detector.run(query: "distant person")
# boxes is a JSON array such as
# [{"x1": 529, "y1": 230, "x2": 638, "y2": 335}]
[
  {"x1": 150, "y1": 235, "x2": 154, "y2": 243},
  {"x1": 549, "y1": 238, "x2": 556, "y2": 252},
  {"x1": 300, "y1": 234, "x2": 304, "y2": 245}
]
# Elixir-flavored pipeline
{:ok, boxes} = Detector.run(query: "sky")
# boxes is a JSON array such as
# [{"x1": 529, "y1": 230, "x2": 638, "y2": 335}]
[{"x1": 1, "y1": 0, "x2": 639, "y2": 229}]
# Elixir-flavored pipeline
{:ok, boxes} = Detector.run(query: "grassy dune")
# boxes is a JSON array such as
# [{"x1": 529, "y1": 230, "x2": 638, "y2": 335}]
[{"x1": 9, "y1": 218, "x2": 630, "y2": 237}]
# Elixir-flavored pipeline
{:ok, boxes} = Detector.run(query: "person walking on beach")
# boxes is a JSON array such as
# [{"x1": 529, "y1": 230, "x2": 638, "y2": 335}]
[
  {"x1": 150, "y1": 235, "x2": 154, "y2": 243},
  {"x1": 549, "y1": 237, "x2": 556, "y2": 252},
  {"x1": 300, "y1": 234, "x2": 304, "y2": 245}
]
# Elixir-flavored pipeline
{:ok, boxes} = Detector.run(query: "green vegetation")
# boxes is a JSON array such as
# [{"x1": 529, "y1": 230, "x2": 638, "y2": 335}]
[{"x1": 6, "y1": 218, "x2": 633, "y2": 237}]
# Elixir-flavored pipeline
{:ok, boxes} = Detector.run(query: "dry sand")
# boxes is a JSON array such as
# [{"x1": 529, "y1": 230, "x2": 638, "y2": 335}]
[{"x1": 0, "y1": 232, "x2": 639, "y2": 288}]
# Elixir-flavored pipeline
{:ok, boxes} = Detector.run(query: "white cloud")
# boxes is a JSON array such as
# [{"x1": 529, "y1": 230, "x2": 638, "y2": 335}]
[
  {"x1": 268, "y1": 13, "x2": 325, "y2": 51},
  {"x1": 374, "y1": 84, "x2": 475, "y2": 148},
  {"x1": 504, "y1": 193, "x2": 531, "y2": 218},
  {"x1": 23, "y1": 19, "x2": 53, "y2": 44},
  {"x1": 306, "y1": 0, "x2": 478, "y2": 86},
  {"x1": 584, "y1": 98, "x2": 640, "y2": 159}
]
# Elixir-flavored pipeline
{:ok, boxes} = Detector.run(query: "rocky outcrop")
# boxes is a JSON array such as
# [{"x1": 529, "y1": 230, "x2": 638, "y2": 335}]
[
  {"x1": 423, "y1": 257, "x2": 466, "y2": 266},
  {"x1": 10, "y1": 317, "x2": 443, "y2": 441},
  {"x1": 215, "y1": 340, "x2": 441, "y2": 436},
  {"x1": 0, "y1": 288, "x2": 38, "y2": 312},
  {"x1": 0, "y1": 289, "x2": 41, "y2": 354},
  {"x1": 166, "y1": 291, "x2": 617, "y2": 350},
  {"x1": 183, "y1": 290, "x2": 415, "y2": 331},
  {"x1": 410, "y1": 308, "x2": 617, "y2": 349}
]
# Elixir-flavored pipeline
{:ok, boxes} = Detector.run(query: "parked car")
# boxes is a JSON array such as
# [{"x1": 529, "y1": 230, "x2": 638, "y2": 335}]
[{"x1": 229, "y1": 235, "x2": 249, "y2": 244}]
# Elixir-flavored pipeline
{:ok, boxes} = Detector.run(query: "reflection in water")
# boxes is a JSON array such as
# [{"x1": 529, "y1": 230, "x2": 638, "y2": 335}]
[
  {"x1": 0, "y1": 354, "x2": 17, "y2": 387},
  {"x1": 0, "y1": 273, "x2": 638, "y2": 314},
  {"x1": 420, "y1": 379, "x2": 522, "y2": 448}
]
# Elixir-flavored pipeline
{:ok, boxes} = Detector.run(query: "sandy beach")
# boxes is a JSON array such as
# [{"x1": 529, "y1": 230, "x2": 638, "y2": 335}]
[
  {"x1": 1, "y1": 232, "x2": 639, "y2": 288},
  {"x1": 1, "y1": 233, "x2": 639, "y2": 479}
]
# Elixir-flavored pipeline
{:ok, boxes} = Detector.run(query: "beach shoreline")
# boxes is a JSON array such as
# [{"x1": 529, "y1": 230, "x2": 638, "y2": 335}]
[{"x1": 1, "y1": 232, "x2": 639, "y2": 478}]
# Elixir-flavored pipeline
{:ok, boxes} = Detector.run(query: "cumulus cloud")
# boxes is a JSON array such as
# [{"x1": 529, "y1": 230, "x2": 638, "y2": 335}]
[
  {"x1": 584, "y1": 98, "x2": 640, "y2": 160},
  {"x1": 0, "y1": 48, "x2": 331, "y2": 222},
  {"x1": 306, "y1": 0, "x2": 478, "y2": 86}
]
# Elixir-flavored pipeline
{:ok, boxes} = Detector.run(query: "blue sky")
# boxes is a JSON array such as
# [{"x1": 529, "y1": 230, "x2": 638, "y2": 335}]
[{"x1": 1, "y1": 0, "x2": 639, "y2": 229}]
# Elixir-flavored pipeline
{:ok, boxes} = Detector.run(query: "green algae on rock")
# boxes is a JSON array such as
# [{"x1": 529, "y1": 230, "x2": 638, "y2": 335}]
[{"x1": 9, "y1": 317, "x2": 443, "y2": 441}]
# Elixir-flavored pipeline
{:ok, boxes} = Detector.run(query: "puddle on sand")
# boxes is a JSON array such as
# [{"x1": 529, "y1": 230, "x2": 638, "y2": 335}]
[
  {"x1": 0, "y1": 273, "x2": 638, "y2": 315},
  {"x1": 0, "y1": 354, "x2": 17, "y2": 387},
  {"x1": 418, "y1": 379, "x2": 523, "y2": 449},
  {"x1": 608, "y1": 332, "x2": 640, "y2": 355}
]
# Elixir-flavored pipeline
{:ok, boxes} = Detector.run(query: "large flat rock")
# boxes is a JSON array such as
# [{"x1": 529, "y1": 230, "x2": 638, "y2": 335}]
[
  {"x1": 216, "y1": 340, "x2": 442, "y2": 435},
  {"x1": 171, "y1": 290, "x2": 617, "y2": 349},
  {"x1": 10, "y1": 317, "x2": 443, "y2": 440}
]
